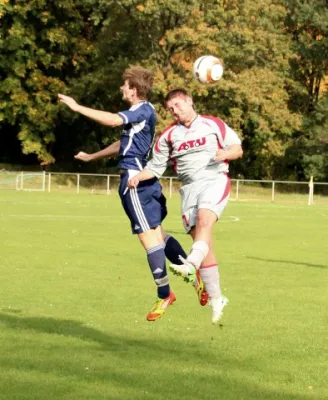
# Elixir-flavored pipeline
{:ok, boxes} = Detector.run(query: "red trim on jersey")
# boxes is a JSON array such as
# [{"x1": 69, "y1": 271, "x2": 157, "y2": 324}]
[
  {"x1": 216, "y1": 175, "x2": 231, "y2": 204},
  {"x1": 182, "y1": 214, "x2": 189, "y2": 227},
  {"x1": 200, "y1": 264, "x2": 218, "y2": 269},
  {"x1": 170, "y1": 156, "x2": 178, "y2": 172},
  {"x1": 201, "y1": 115, "x2": 227, "y2": 140},
  {"x1": 154, "y1": 122, "x2": 177, "y2": 153},
  {"x1": 167, "y1": 128, "x2": 173, "y2": 149},
  {"x1": 216, "y1": 137, "x2": 223, "y2": 150},
  {"x1": 166, "y1": 128, "x2": 178, "y2": 171}
]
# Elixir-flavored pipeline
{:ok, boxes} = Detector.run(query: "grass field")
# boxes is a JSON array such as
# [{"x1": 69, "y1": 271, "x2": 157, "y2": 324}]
[{"x1": 0, "y1": 191, "x2": 327, "y2": 400}]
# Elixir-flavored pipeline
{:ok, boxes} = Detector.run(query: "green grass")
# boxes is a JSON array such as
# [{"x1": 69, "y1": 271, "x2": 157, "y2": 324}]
[{"x1": 0, "y1": 191, "x2": 327, "y2": 400}]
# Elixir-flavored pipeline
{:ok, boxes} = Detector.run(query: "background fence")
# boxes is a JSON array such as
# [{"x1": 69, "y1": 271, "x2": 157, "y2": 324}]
[{"x1": 1, "y1": 170, "x2": 328, "y2": 205}]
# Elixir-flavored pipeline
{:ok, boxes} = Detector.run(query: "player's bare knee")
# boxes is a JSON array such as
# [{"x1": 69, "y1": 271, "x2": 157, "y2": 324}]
[{"x1": 196, "y1": 216, "x2": 214, "y2": 231}]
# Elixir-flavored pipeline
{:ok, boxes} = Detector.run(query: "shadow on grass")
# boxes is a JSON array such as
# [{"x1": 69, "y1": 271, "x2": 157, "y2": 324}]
[
  {"x1": 0, "y1": 312, "x2": 135, "y2": 352},
  {"x1": 248, "y1": 256, "x2": 327, "y2": 269},
  {"x1": 0, "y1": 312, "x2": 317, "y2": 400}
]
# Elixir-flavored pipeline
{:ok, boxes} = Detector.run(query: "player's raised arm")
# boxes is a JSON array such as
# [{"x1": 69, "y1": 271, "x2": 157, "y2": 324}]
[
  {"x1": 74, "y1": 140, "x2": 121, "y2": 162},
  {"x1": 58, "y1": 94, "x2": 123, "y2": 127}
]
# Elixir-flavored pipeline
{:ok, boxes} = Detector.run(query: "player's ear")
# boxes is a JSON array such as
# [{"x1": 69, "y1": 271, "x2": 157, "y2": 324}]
[
  {"x1": 186, "y1": 96, "x2": 193, "y2": 106},
  {"x1": 132, "y1": 87, "x2": 138, "y2": 97}
]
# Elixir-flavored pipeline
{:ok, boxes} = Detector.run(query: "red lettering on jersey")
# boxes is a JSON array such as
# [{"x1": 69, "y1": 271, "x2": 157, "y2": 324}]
[{"x1": 177, "y1": 137, "x2": 206, "y2": 151}]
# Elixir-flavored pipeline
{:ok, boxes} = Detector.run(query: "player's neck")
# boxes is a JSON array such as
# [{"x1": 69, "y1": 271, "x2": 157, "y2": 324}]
[
  {"x1": 182, "y1": 112, "x2": 198, "y2": 128},
  {"x1": 130, "y1": 97, "x2": 146, "y2": 106}
]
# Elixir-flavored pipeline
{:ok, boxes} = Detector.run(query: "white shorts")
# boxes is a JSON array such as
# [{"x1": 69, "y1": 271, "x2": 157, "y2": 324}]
[{"x1": 179, "y1": 173, "x2": 231, "y2": 233}]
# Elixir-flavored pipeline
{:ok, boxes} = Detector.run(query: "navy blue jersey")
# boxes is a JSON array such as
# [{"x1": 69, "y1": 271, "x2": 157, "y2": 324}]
[{"x1": 117, "y1": 101, "x2": 156, "y2": 170}]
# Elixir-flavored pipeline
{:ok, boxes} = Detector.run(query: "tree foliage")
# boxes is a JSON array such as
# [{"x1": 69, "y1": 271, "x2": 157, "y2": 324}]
[
  {"x1": 0, "y1": 0, "x2": 106, "y2": 164},
  {"x1": 0, "y1": 0, "x2": 327, "y2": 180}
]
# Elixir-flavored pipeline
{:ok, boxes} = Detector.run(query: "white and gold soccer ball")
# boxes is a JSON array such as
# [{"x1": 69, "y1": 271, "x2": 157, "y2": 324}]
[{"x1": 192, "y1": 55, "x2": 224, "y2": 84}]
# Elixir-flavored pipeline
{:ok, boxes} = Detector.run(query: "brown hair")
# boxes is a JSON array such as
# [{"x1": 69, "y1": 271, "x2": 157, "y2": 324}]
[
  {"x1": 122, "y1": 66, "x2": 154, "y2": 99},
  {"x1": 164, "y1": 88, "x2": 191, "y2": 105}
]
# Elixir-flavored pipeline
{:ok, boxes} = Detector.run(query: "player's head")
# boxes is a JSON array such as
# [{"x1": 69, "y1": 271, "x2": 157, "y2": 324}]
[
  {"x1": 164, "y1": 88, "x2": 196, "y2": 125},
  {"x1": 121, "y1": 66, "x2": 154, "y2": 103}
]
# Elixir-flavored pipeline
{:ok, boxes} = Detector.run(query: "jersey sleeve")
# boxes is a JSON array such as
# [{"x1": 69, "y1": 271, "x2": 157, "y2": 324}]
[
  {"x1": 146, "y1": 130, "x2": 172, "y2": 178},
  {"x1": 223, "y1": 124, "x2": 242, "y2": 147},
  {"x1": 202, "y1": 115, "x2": 241, "y2": 148},
  {"x1": 118, "y1": 105, "x2": 151, "y2": 125},
  {"x1": 211, "y1": 117, "x2": 241, "y2": 148}
]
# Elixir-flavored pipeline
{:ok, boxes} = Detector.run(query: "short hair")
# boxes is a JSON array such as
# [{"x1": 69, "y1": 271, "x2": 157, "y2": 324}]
[
  {"x1": 122, "y1": 66, "x2": 154, "y2": 99},
  {"x1": 164, "y1": 88, "x2": 191, "y2": 104}
]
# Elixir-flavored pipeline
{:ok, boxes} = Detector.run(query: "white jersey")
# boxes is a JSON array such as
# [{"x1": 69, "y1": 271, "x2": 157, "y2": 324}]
[{"x1": 147, "y1": 115, "x2": 241, "y2": 185}]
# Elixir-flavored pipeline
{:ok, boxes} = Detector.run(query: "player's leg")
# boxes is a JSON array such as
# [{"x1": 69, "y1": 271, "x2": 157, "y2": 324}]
[
  {"x1": 162, "y1": 227, "x2": 209, "y2": 306},
  {"x1": 185, "y1": 208, "x2": 216, "y2": 268},
  {"x1": 155, "y1": 192, "x2": 188, "y2": 266},
  {"x1": 195, "y1": 175, "x2": 231, "y2": 323},
  {"x1": 170, "y1": 174, "x2": 230, "y2": 321},
  {"x1": 138, "y1": 227, "x2": 176, "y2": 321},
  {"x1": 162, "y1": 229, "x2": 187, "y2": 265},
  {"x1": 181, "y1": 221, "x2": 228, "y2": 323},
  {"x1": 169, "y1": 208, "x2": 216, "y2": 277},
  {"x1": 119, "y1": 174, "x2": 175, "y2": 321},
  {"x1": 198, "y1": 242, "x2": 228, "y2": 324},
  {"x1": 184, "y1": 174, "x2": 231, "y2": 270}
]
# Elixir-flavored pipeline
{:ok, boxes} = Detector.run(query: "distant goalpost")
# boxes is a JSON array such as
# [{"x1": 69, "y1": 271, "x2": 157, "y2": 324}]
[{"x1": 16, "y1": 171, "x2": 46, "y2": 192}]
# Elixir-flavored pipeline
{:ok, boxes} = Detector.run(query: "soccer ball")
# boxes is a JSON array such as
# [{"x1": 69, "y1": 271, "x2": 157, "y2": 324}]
[{"x1": 192, "y1": 55, "x2": 224, "y2": 84}]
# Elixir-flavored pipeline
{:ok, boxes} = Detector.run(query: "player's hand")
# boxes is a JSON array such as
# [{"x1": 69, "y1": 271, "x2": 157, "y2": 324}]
[
  {"x1": 128, "y1": 177, "x2": 140, "y2": 188},
  {"x1": 74, "y1": 151, "x2": 93, "y2": 162},
  {"x1": 214, "y1": 149, "x2": 227, "y2": 162},
  {"x1": 58, "y1": 93, "x2": 80, "y2": 112}
]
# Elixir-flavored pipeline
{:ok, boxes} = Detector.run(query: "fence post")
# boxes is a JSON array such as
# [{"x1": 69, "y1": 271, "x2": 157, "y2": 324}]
[
  {"x1": 236, "y1": 179, "x2": 239, "y2": 201},
  {"x1": 77, "y1": 174, "x2": 80, "y2": 194},
  {"x1": 15, "y1": 175, "x2": 19, "y2": 191},
  {"x1": 107, "y1": 175, "x2": 110, "y2": 195},
  {"x1": 272, "y1": 181, "x2": 275, "y2": 202},
  {"x1": 42, "y1": 171, "x2": 46, "y2": 192},
  {"x1": 308, "y1": 176, "x2": 314, "y2": 205},
  {"x1": 48, "y1": 173, "x2": 51, "y2": 192}
]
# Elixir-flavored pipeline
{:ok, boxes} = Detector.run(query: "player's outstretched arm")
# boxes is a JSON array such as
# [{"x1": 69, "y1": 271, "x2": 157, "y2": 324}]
[
  {"x1": 58, "y1": 94, "x2": 123, "y2": 127},
  {"x1": 128, "y1": 169, "x2": 156, "y2": 188},
  {"x1": 74, "y1": 140, "x2": 121, "y2": 162}
]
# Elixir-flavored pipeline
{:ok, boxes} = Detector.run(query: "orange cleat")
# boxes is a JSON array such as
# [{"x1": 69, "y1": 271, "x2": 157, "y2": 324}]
[
  {"x1": 147, "y1": 292, "x2": 176, "y2": 321},
  {"x1": 194, "y1": 270, "x2": 209, "y2": 306}
]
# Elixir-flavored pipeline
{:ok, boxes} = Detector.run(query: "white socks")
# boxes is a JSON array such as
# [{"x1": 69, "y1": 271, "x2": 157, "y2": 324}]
[
  {"x1": 199, "y1": 265, "x2": 221, "y2": 299},
  {"x1": 186, "y1": 240, "x2": 209, "y2": 269}
]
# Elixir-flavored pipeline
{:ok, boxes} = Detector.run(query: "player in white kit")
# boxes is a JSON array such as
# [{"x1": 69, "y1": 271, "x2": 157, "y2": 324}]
[{"x1": 128, "y1": 88, "x2": 243, "y2": 324}]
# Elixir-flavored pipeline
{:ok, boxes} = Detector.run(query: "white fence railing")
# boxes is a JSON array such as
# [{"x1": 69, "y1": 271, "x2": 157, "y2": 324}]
[{"x1": 1, "y1": 171, "x2": 327, "y2": 205}]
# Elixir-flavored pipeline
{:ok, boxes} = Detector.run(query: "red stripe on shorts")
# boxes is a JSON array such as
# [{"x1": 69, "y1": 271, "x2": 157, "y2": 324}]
[{"x1": 216, "y1": 175, "x2": 231, "y2": 205}]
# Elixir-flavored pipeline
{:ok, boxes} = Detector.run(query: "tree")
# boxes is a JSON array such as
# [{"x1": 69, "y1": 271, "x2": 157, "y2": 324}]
[
  {"x1": 92, "y1": 0, "x2": 301, "y2": 179},
  {"x1": 285, "y1": 0, "x2": 328, "y2": 113},
  {"x1": 283, "y1": 0, "x2": 328, "y2": 180},
  {"x1": 0, "y1": 0, "x2": 106, "y2": 164}
]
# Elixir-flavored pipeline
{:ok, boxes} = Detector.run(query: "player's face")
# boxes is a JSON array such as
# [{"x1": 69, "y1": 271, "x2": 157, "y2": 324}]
[
  {"x1": 166, "y1": 95, "x2": 195, "y2": 125},
  {"x1": 120, "y1": 80, "x2": 135, "y2": 103}
]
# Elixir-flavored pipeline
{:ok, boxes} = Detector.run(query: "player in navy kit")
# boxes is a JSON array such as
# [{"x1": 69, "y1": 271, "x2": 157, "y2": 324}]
[{"x1": 58, "y1": 68, "x2": 208, "y2": 321}]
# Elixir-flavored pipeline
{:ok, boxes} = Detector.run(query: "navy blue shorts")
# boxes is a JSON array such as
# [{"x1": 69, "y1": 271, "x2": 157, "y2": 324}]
[{"x1": 118, "y1": 171, "x2": 167, "y2": 234}]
